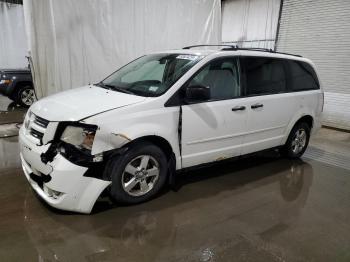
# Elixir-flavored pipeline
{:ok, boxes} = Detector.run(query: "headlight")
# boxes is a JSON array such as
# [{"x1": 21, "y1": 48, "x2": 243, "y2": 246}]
[
  {"x1": 24, "y1": 110, "x2": 32, "y2": 129},
  {"x1": 60, "y1": 124, "x2": 97, "y2": 151}
]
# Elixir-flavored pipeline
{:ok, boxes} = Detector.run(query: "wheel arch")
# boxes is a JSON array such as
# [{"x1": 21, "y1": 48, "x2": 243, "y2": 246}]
[
  {"x1": 123, "y1": 135, "x2": 175, "y2": 161},
  {"x1": 103, "y1": 134, "x2": 177, "y2": 187},
  {"x1": 294, "y1": 115, "x2": 313, "y2": 129},
  {"x1": 123, "y1": 135, "x2": 178, "y2": 185},
  {"x1": 282, "y1": 114, "x2": 314, "y2": 145},
  {"x1": 14, "y1": 80, "x2": 33, "y2": 90},
  {"x1": 11, "y1": 81, "x2": 34, "y2": 98}
]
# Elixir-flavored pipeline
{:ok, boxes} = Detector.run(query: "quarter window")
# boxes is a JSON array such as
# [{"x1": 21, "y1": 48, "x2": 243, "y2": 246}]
[
  {"x1": 288, "y1": 61, "x2": 319, "y2": 91},
  {"x1": 242, "y1": 57, "x2": 287, "y2": 95},
  {"x1": 187, "y1": 58, "x2": 240, "y2": 100}
]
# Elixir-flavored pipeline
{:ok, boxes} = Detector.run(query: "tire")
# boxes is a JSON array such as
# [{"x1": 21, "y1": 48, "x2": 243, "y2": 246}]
[
  {"x1": 15, "y1": 85, "x2": 36, "y2": 107},
  {"x1": 282, "y1": 122, "x2": 310, "y2": 159},
  {"x1": 7, "y1": 102, "x2": 22, "y2": 111},
  {"x1": 104, "y1": 142, "x2": 168, "y2": 204}
]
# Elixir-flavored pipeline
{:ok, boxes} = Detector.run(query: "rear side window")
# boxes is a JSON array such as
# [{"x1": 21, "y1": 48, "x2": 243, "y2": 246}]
[
  {"x1": 242, "y1": 57, "x2": 287, "y2": 96},
  {"x1": 288, "y1": 61, "x2": 319, "y2": 91}
]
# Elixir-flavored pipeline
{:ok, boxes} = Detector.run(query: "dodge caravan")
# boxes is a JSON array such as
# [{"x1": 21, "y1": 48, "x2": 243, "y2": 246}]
[{"x1": 19, "y1": 46, "x2": 323, "y2": 213}]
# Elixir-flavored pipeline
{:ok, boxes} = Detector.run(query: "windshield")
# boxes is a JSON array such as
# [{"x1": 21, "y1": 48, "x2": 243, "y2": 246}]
[{"x1": 98, "y1": 53, "x2": 203, "y2": 97}]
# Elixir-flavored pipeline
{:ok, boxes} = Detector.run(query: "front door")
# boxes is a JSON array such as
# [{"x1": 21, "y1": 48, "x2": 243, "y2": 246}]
[{"x1": 181, "y1": 57, "x2": 247, "y2": 168}]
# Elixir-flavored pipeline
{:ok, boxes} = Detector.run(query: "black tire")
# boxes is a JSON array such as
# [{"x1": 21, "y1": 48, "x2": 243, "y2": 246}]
[
  {"x1": 7, "y1": 102, "x2": 22, "y2": 111},
  {"x1": 104, "y1": 142, "x2": 168, "y2": 204},
  {"x1": 282, "y1": 122, "x2": 310, "y2": 159},
  {"x1": 15, "y1": 85, "x2": 35, "y2": 107}
]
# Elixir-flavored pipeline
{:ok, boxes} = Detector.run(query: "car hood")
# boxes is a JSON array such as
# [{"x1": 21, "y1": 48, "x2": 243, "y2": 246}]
[{"x1": 30, "y1": 85, "x2": 147, "y2": 121}]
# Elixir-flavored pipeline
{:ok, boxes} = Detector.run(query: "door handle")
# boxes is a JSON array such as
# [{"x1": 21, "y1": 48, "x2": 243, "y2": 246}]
[
  {"x1": 251, "y1": 103, "x2": 263, "y2": 109},
  {"x1": 232, "y1": 106, "x2": 246, "y2": 111}
]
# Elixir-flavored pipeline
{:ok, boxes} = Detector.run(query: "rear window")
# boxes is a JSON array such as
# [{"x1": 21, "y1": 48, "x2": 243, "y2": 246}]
[
  {"x1": 288, "y1": 61, "x2": 319, "y2": 91},
  {"x1": 242, "y1": 57, "x2": 287, "y2": 96}
]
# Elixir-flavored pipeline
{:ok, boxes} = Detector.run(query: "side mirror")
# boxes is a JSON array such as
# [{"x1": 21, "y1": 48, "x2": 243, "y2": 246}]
[{"x1": 185, "y1": 85, "x2": 210, "y2": 103}]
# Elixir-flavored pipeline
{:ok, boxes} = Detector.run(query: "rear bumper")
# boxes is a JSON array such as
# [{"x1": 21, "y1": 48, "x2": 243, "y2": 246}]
[{"x1": 19, "y1": 126, "x2": 111, "y2": 214}]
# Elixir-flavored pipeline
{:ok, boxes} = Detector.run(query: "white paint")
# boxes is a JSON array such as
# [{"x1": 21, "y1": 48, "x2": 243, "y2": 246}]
[
  {"x1": 181, "y1": 98, "x2": 247, "y2": 167},
  {"x1": 30, "y1": 85, "x2": 147, "y2": 121}
]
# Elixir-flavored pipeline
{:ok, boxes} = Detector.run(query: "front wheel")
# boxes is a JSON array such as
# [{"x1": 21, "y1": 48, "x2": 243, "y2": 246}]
[
  {"x1": 282, "y1": 122, "x2": 310, "y2": 159},
  {"x1": 104, "y1": 142, "x2": 168, "y2": 204}
]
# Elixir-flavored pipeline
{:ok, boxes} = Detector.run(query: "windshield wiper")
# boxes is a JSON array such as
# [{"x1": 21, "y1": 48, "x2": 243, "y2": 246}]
[
  {"x1": 95, "y1": 82, "x2": 136, "y2": 95},
  {"x1": 110, "y1": 85, "x2": 136, "y2": 95}
]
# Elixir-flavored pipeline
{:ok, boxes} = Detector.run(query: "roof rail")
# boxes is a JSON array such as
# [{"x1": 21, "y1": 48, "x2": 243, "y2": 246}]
[
  {"x1": 271, "y1": 50, "x2": 303, "y2": 57},
  {"x1": 182, "y1": 44, "x2": 302, "y2": 57},
  {"x1": 223, "y1": 47, "x2": 274, "y2": 52},
  {"x1": 221, "y1": 46, "x2": 302, "y2": 57},
  {"x1": 183, "y1": 44, "x2": 237, "y2": 49}
]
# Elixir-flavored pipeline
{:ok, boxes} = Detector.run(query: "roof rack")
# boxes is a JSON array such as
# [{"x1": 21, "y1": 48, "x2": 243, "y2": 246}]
[
  {"x1": 182, "y1": 45, "x2": 302, "y2": 57},
  {"x1": 224, "y1": 47, "x2": 302, "y2": 57},
  {"x1": 183, "y1": 44, "x2": 237, "y2": 49}
]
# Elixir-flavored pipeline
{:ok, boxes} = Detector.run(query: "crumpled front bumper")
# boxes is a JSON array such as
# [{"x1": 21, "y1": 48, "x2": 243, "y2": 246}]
[{"x1": 19, "y1": 127, "x2": 111, "y2": 214}]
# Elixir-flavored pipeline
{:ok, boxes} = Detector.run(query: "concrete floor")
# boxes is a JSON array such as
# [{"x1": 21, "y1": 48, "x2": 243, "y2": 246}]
[{"x1": 0, "y1": 95, "x2": 350, "y2": 261}]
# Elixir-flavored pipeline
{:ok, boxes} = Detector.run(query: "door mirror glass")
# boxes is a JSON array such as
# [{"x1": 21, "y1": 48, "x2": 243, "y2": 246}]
[{"x1": 185, "y1": 85, "x2": 211, "y2": 103}]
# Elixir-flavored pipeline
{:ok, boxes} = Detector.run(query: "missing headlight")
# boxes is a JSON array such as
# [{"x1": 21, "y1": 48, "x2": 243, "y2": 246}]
[{"x1": 60, "y1": 124, "x2": 97, "y2": 151}]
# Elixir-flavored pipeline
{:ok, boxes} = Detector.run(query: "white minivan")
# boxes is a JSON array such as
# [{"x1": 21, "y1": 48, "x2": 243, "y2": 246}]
[{"x1": 19, "y1": 46, "x2": 323, "y2": 213}]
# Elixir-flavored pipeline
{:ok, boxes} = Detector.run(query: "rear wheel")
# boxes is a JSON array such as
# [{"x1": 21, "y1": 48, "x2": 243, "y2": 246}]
[
  {"x1": 104, "y1": 142, "x2": 168, "y2": 204},
  {"x1": 16, "y1": 85, "x2": 36, "y2": 107},
  {"x1": 282, "y1": 122, "x2": 310, "y2": 159}
]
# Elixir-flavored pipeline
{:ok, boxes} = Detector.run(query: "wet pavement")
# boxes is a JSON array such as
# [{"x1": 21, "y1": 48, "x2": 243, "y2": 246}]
[
  {"x1": 0, "y1": 95, "x2": 350, "y2": 261},
  {"x1": 0, "y1": 96, "x2": 27, "y2": 125}
]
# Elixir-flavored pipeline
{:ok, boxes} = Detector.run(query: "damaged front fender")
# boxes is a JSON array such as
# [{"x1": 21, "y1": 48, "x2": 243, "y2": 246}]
[{"x1": 91, "y1": 129, "x2": 133, "y2": 155}]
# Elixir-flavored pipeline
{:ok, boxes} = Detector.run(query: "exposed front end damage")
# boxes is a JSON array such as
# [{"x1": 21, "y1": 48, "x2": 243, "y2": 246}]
[
  {"x1": 18, "y1": 85, "x2": 170, "y2": 214},
  {"x1": 19, "y1": 123, "x2": 112, "y2": 214}
]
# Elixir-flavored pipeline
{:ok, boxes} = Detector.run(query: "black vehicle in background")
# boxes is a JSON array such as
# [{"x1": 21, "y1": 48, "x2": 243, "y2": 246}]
[{"x1": 0, "y1": 68, "x2": 35, "y2": 107}]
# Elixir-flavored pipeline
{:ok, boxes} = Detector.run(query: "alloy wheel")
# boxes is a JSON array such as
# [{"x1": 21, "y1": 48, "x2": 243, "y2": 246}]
[
  {"x1": 21, "y1": 89, "x2": 35, "y2": 106},
  {"x1": 291, "y1": 128, "x2": 307, "y2": 154},
  {"x1": 121, "y1": 155, "x2": 160, "y2": 197}
]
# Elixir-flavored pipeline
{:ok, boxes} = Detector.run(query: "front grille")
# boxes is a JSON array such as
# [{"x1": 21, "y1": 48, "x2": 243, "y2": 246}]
[
  {"x1": 34, "y1": 115, "x2": 49, "y2": 128},
  {"x1": 30, "y1": 128, "x2": 44, "y2": 140},
  {"x1": 26, "y1": 113, "x2": 50, "y2": 143}
]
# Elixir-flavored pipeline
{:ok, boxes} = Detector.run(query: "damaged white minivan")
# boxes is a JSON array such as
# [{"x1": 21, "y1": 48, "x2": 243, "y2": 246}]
[{"x1": 19, "y1": 46, "x2": 323, "y2": 213}]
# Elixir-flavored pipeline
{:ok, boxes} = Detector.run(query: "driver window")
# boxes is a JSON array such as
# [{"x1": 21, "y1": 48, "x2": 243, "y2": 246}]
[{"x1": 188, "y1": 58, "x2": 240, "y2": 100}]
